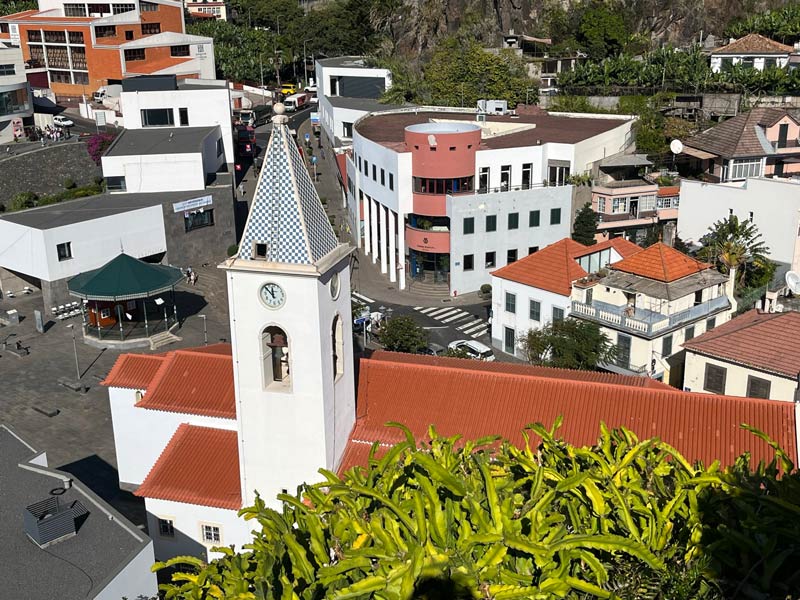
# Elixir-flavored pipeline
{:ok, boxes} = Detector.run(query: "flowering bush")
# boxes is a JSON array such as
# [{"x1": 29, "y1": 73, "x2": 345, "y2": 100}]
[{"x1": 85, "y1": 132, "x2": 117, "y2": 165}]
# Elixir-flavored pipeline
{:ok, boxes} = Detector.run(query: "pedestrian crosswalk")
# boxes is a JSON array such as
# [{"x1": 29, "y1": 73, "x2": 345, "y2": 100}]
[
  {"x1": 413, "y1": 306, "x2": 490, "y2": 339},
  {"x1": 351, "y1": 291, "x2": 375, "y2": 304}
]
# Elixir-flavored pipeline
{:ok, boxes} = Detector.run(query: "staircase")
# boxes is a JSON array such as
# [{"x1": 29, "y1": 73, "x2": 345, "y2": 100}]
[
  {"x1": 407, "y1": 278, "x2": 451, "y2": 299},
  {"x1": 149, "y1": 330, "x2": 182, "y2": 350}
]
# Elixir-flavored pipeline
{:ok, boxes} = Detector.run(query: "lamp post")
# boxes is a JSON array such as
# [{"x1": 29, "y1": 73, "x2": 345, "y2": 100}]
[
  {"x1": 199, "y1": 314, "x2": 207, "y2": 345},
  {"x1": 303, "y1": 38, "x2": 312, "y2": 88},
  {"x1": 66, "y1": 324, "x2": 80, "y2": 381}
]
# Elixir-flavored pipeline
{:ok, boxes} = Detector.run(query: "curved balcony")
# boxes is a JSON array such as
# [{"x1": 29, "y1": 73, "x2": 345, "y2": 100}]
[
  {"x1": 405, "y1": 225, "x2": 450, "y2": 253},
  {"x1": 412, "y1": 192, "x2": 447, "y2": 217}
]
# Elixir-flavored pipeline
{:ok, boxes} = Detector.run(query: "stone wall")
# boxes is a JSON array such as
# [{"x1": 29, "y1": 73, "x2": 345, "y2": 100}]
[{"x1": 0, "y1": 142, "x2": 101, "y2": 209}]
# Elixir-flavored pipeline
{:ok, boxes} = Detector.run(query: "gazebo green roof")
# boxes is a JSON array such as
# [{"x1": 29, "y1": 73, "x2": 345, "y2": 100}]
[{"x1": 68, "y1": 254, "x2": 183, "y2": 301}]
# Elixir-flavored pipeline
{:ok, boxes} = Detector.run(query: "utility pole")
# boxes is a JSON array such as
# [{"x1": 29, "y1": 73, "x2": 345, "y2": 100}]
[
  {"x1": 259, "y1": 56, "x2": 264, "y2": 89},
  {"x1": 199, "y1": 314, "x2": 207, "y2": 345},
  {"x1": 303, "y1": 38, "x2": 312, "y2": 88},
  {"x1": 66, "y1": 324, "x2": 80, "y2": 381}
]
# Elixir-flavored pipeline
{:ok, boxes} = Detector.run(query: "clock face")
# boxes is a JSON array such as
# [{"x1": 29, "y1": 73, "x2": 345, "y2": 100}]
[
  {"x1": 260, "y1": 282, "x2": 285, "y2": 309},
  {"x1": 329, "y1": 271, "x2": 340, "y2": 299}
]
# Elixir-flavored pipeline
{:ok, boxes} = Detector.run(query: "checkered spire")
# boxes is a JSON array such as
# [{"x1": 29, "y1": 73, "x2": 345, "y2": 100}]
[{"x1": 238, "y1": 107, "x2": 338, "y2": 265}]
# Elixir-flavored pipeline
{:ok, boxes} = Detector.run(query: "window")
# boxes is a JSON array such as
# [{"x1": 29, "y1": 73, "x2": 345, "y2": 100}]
[
  {"x1": 262, "y1": 325, "x2": 290, "y2": 385},
  {"x1": 508, "y1": 212, "x2": 519, "y2": 230},
  {"x1": 332, "y1": 315, "x2": 344, "y2": 378},
  {"x1": 64, "y1": 3, "x2": 87, "y2": 15},
  {"x1": 43, "y1": 30, "x2": 66, "y2": 43},
  {"x1": 685, "y1": 325, "x2": 695, "y2": 341},
  {"x1": 125, "y1": 30, "x2": 133, "y2": 40},
  {"x1": 95, "y1": 25, "x2": 116, "y2": 37},
  {"x1": 105, "y1": 176, "x2": 126, "y2": 191},
  {"x1": 363, "y1": 160, "x2": 368, "y2": 176},
  {"x1": 765, "y1": 57, "x2": 777, "y2": 69},
  {"x1": 380, "y1": 168, "x2": 385, "y2": 186},
  {"x1": 56, "y1": 242, "x2": 72, "y2": 261},
  {"x1": 124, "y1": 48, "x2": 145, "y2": 61},
  {"x1": 529, "y1": 299, "x2": 541, "y2": 321},
  {"x1": 411, "y1": 176, "x2": 474, "y2": 194},
  {"x1": 585, "y1": 288, "x2": 593, "y2": 304},
  {"x1": 548, "y1": 163, "x2": 570, "y2": 186},
  {"x1": 617, "y1": 334, "x2": 631, "y2": 368},
  {"x1": 486, "y1": 215, "x2": 497, "y2": 232},
  {"x1": 611, "y1": 198, "x2": 627, "y2": 214},
  {"x1": 552, "y1": 307, "x2": 565, "y2": 322},
  {"x1": 463, "y1": 254, "x2": 474, "y2": 271},
  {"x1": 170, "y1": 44, "x2": 190, "y2": 57},
  {"x1": 341, "y1": 121, "x2": 353, "y2": 138},
  {"x1": 140, "y1": 0, "x2": 158, "y2": 10},
  {"x1": 202, "y1": 524, "x2": 221, "y2": 544},
  {"x1": 141, "y1": 107, "x2": 173, "y2": 126},
  {"x1": 358, "y1": 156, "x2": 362, "y2": 171},
  {"x1": 0, "y1": 23, "x2": 6, "y2": 33},
  {"x1": 48, "y1": 70, "x2": 72, "y2": 83},
  {"x1": 463, "y1": 217, "x2": 474, "y2": 234},
  {"x1": 521, "y1": 163, "x2": 533, "y2": 189},
  {"x1": 179, "y1": 107, "x2": 189, "y2": 126},
  {"x1": 729, "y1": 158, "x2": 761, "y2": 180},
  {"x1": 89, "y1": 3, "x2": 110, "y2": 14},
  {"x1": 112, "y1": 3, "x2": 135, "y2": 12},
  {"x1": 529, "y1": 210, "x2": 540, "y2": 227},
  {"x1": 507, "y1": 248, "x2": 517, "y2": 264},
  {"x1": 140, "y1": 21, "x2": 160, "y2": 34},
  {"x1": 478, "y1": 167, "x2": 489, "y2": 192},
  {"x1": 389, "y1": 173, "x2": 394, "y2": 191},
  {"x1": 706, "y1": 316, "x2": 716, "y2": 331},
  {"x1": 694, "y1": 289, "x2": 703, "y2": 305},
  {"x1": 550, "y1": 208, "x2": 561, "y2": 225},
  {"x1": 28, "y1": 30, "x2": 43, "y2": 42},
  {"x1": 703, "y1": 364, "x2": 727, "y2": 394},
  {"x1": 0, "y1": 64, "x2": 14, "y2": 76},
  {"x1": 45, "y1": 46, "x2": 70, "y2": 69},
  {"x1": 662, "y1": 334, "x2": 672, "y2": 357},
  {"x1": 184, "y1": 209, "x2": 214, "y2": 232},
  {"x1": 73, "y1": 72, "x2": 89, "y2": 85},
  {"x1": 158, "y1": 518, "x2": 175, "y2": 537},
  {"x1": 485, "y1": 251, "x2": 495, "y2": 268},
  {"x1": 216, "y1": 137, "x2": 224, "y2": 157},
  {"x1": 500, "y1": 165, "x2": 511, "y2": 190},
  {"x1": 68, "y1": 31, "x2": 84, "y2": 44},
  {"x1": 504, "y1": 326, "x2": 515, "y2": 354},
  {"x1": 505, "y1": 292, "x2": 516, "y2": 313},
  {"x1": 746, "y1": 375, "x2": 771, "y2": 399},
  {"x1": 528, "y1": 246, "x2": 538, "y2": 255},
  {"x1": 372, "y1": 165, "x2": 376, "y2": 181},
  {"x1": 100, "y1": 308, "x2": 111, "y2": 319},
  {"x1": 597, "y1": 197, "x2": 607, "y2": 212}
]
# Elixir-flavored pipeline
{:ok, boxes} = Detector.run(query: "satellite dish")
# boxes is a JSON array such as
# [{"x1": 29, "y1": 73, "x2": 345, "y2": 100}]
[
  {"x1": 786, "y1": 271, "x2": 800, "y2": 294},
  {"x1": 670, "y1": 139, "x2": 684, "y2": 154}
]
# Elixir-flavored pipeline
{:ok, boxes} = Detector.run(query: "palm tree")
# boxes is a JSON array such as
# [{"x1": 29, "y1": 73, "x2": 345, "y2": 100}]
[{"x1": 697, "y1": 215, "x2": 773, "y2": 289}]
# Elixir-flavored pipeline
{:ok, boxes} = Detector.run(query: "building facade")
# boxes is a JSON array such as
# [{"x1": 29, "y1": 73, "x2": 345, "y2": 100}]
[
  {"x1": 0, "y1": 41, "x2": 32, "y2": 142},
  {"x1": 184, "y1": 0, "x2": 228, "y2": 20},
  {"x1": 710, "y1": 33, "x2": 796, "y2": 73},
  {"x1": 348, "y1": 107, "x2": 635, "y2": 294},
  {"x1": 0, "y1": 0, "x2": 214, "y2": 97}
]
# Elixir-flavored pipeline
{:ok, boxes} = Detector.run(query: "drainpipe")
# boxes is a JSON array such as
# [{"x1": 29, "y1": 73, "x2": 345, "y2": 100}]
[
  {"x1": 795, "y1": 372, "x2": 800, "y2": 467},
  {"x1": 726, "y1": 266, "x2": 737, "y2": 314}
]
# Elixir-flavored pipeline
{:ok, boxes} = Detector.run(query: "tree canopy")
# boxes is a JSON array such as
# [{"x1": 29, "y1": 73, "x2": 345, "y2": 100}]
[
  {"x1": 157, "y1": 421, "x2": 800, "y2": 599},
  {"x1": 519, "y1": 319, "x2": 617, "y2": 370},
  {"x1": 379, "y1": 316, "x2": 428, "y2": 353},
  {"x1": 572, "y1": 202, "x2": 599, "y2": 246}
]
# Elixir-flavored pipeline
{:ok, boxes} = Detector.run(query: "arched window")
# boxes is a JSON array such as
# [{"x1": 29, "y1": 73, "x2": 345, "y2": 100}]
[
  {"x1": 261, "y1": 326, "x2": 290, "y2": 389},
  {"x1": 331, "y1": 315, "x2": 344, "y2": 379}
]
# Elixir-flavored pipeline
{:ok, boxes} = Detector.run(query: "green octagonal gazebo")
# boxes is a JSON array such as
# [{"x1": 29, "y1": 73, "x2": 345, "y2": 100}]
[{"x1": 68, "y1": 253, "x2": 184, "y2": 347}]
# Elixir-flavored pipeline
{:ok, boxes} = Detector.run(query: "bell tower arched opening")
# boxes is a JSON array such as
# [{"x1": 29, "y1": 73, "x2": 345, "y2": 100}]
[{"x1": 261, "y1": 326, "x2": 291, "y2": 390}]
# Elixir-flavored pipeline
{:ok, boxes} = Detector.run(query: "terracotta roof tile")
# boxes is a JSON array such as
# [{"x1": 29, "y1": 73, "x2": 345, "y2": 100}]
[
  {"x1": 610, "y1": 242, "x2": 710, "y2": 282},
  {"x1": 685, "y1": 108, "x2": 798, "y2": 158},
  {"x1": 134, "y1": 349, "x2": 236, "y2": 419},
  {"x1": 135, "y1": 424, "x2": 241, "y2": 509},
  {"x1": 102, "y1": 354, "x2": 165, "y2": 389},
  {"x1": 576, "y1": 237, "x2": 642, "y2": 259},
  {"x1": 657, "y1": 186, "x2": 680, "y2": 197},
  {"x1": 683, "y1": 309, "x2": 800, "y2": 378},
  {"x1": 369, "y1": 351, "x2": 673, "y2": 389},
  {"x1": 492, "y1": 238, "x2": 591, "y2": 295},
  {"x1": 713, "y1": 33, "x2": 794, "y2": 55},
  {"x1": 341, "y1": 356, "x2": 796, "y2": 472}
]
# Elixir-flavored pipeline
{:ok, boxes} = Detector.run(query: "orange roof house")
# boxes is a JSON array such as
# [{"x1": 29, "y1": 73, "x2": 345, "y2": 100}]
[{"x1": 610, "y1": 242, "x2": 711, "y2": 283}]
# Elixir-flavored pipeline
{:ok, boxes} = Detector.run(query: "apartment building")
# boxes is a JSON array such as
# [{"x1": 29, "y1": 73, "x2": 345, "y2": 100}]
[
  {"x1": 348, "y1": 107, "x2": 635, "y2": 294},
  {"x1": 0, "y1": 41, "x2": 32, "y2": 142},
  {"x1": 0, "y1": 0, "x2": 214, "y2": 97}
]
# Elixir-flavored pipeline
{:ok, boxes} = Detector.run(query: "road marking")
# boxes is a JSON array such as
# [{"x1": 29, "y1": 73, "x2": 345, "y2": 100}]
[
  {"x1": 441, "y1": 310, "x2": 470, "y2": 323},
  {"x1": 426, "y1": 307, "x2": 453, "y2": 318},
  {"x1": 457, "y1": 319, "x2": 484, "y2": 331},
  {"x1": 352, "y1": 291, "x2": 374, "y2": 303},
  {"x1": 433, "y1": 308, "x2": 460, "y2": 320},
  {"x1": 422, "y1": 326, "x2": 449, "y2": 330},
  {"x1": 414, "y1": 306, "x2": 424, "y2": 310},
  {"x1": 469, "y1": 326, "x2": 490, "y2": 337},
  {"x1": 418, "y1": 306, "x2": 440, "y2": 315},
  {"x1": 462, "y1": 322, "x2": 488, "y2": 335}
]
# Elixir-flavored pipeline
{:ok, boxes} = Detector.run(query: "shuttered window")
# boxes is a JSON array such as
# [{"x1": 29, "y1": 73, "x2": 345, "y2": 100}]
[
  {"x1": 746, "y1": 376, "x2": 771, "y2": 399},
  {"x1": 703, "y1": 364, "x2": 727, "y2": 394}
]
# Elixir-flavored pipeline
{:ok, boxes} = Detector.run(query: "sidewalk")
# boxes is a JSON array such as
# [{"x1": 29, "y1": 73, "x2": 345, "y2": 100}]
[{"x1": 298, "y1": 119, "x2": 486, "y2": 309}]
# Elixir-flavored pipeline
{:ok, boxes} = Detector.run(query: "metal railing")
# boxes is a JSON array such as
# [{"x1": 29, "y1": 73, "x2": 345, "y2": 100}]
[
  {"x1": 477, "y1": 181, "x2": 564, "y2": 194},
  {"x1": 571, "y1": 295, "x2": 730, "y2": 337}
]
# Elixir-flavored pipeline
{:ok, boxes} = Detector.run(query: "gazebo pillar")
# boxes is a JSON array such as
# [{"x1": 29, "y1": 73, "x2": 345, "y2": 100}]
[
  {"x1": 142, "y1": 298, "x2": 149, "y2": 337},
  {"x1": 117, "y1": 304, "x2": 124, "y2": 341},
  {"x1": 95, "y1": 300, "x2": 102, "y2": 339},
  {"x1": 171, "y1": 288, "x2": 178, "y2": 329}
]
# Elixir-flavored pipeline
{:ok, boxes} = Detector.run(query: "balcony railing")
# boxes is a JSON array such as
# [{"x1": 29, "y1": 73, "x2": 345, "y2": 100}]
[
  {"x1": 477, "y1": 181, "x2": 565, "y2": 194},
  {"x1": 773, "y1": 139, "x2": 800, "y2": 151},
  {"x1": 571, "y1": 295, "x2": 730, "y2": 338}
]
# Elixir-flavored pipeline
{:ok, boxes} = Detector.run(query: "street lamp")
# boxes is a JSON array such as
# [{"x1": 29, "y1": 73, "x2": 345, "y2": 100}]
[
  {"x1": 199, "y1": 314, "x2": 207, "y2": 345},
  {"x1": 303, "y1": 38, "x2": 313, "y2": 88},
  {"x1": 66, "y1": 324, "x2": 80, "y2": 381}
]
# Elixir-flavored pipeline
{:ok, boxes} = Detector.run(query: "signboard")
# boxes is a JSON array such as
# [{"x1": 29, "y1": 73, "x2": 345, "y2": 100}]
[
  {"x1": 195, "y1": 44, "x2": 206, "y2": 58},
  {"x1": 310, "y1": 112, "x2": 320, "y2": 125},
  {"x1": 172, "y1": 195, "x2": 213, "y2": 213},
  {"x1": 310, "y1": 155, "x2": 318, "y2": 165},
  {"x1": 9, "y1": 23, "x2": 19, "y2": 45},
  {"x1": 304, "y1": 133, "x2": 310, "y2": 142},
  {"x1": 34, "y1": 309, "x2": 44, "y2": 334},
  {"x1": 95, "y1": 111, "x2": 107, "y2": 127}
]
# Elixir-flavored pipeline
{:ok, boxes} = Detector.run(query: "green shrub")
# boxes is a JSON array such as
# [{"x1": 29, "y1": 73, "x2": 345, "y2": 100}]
[
  {"x1": 8, "y1": 191, "x2": 38, "y2": 212},
  {"x1": 480, "y1": 283, "x2": 492, "y2": 295},
  {"x1": 63, "y1": 177, "x2": 76, "y2": 189},
  {"x1": 227, "y1": 244, "x2": 239, "y2": 257}
]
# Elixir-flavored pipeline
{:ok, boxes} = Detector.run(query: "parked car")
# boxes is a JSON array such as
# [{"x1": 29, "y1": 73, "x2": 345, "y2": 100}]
[
  {"x1": 280, "y1": 83, "x2": 298, "y2": 96},
  {"x1": 53, "y1": 115, "x2": 74, "y2": 127},
  {"x1": 418, "y1": 342, "x2": 446, "y2": 356},
  {"x1": 447, "y1": 339, "x2": 495, "y2": 361}
]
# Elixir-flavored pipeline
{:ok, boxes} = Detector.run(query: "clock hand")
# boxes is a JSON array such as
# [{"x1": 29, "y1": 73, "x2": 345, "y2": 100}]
[{"x1": 267, "y1": 287, "x2": 275, "y2": 299}]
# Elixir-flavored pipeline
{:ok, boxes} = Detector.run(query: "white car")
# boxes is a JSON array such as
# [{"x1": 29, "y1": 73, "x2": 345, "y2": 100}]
[
  {"x1": 53, "y1": 115, "x2": 74, "y2": 127},
  {"x1": 447, "y1": 339, "x2": 495, "y2": 361}
]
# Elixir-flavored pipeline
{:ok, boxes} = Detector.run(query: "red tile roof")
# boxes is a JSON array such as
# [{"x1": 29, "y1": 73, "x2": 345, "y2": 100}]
[
  {"x1": 492, "y1": 238, "x2": 593, "y2": 295},
  {"x1": 369, "y1": 351, "x2": 673, "y2": 390},
  {"x1": 683, "y1": 309, "x2": 800, "y2": 378},
  {"x1": 657, "y1": 186, "x2": 680, "y2": 198},
  {"x1": 102, "y1": 354, "x2": 165, "y2": 389},
  {"x1": 341, "y1": 355, "x2": 797, "y2": 472},
  {"x1": 685, "y1": 108, "x2": 798, "y2": 159},
  {"x1": 335, "y1": 152, "x2": 348, "y2": 185},
  {"x1": 135, "y1": 350, "x2": 236, "y2": 419},
  {"x1": 713, "y1": 33, "x2": 794, "y2": 55},
  {"x1": 610, "y1": 242, "x2": 711, "y2": 282},
  {"x1": 135, "y1": 424, "x2": 241, "y2": 509},
  {"x1": 492, "y1": 237, "x2": 642, "y2": 294}
]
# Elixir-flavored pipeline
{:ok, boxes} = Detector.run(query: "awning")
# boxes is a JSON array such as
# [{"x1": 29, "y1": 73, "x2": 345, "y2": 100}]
[
  {"x1": 68, "y1": 253, "x2": 183, "y2": 301},
  {"x1": 682, "y1": 146, "x2": 718, "y2": 160}
]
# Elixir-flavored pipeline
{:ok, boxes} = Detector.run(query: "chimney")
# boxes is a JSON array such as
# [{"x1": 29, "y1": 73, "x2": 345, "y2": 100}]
[
  {"x1": 725, "y1": 266, "x2": 738, "y2": 313},
  {"x1": 662, "y1": 222, "x2": 676, "y2": 247}
]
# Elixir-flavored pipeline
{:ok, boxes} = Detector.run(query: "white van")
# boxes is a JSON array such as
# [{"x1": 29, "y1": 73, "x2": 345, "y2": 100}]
[{"x1": 447, "y1": 339, "x2": 495, "y2": 361}]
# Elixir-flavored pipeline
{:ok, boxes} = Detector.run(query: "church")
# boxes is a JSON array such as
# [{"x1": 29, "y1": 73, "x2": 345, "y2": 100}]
[{"x1": 102, "y1": 105, "x2": 799, "y2": 562}]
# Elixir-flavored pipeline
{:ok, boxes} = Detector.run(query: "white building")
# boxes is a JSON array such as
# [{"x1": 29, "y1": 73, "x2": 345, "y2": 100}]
[
  {"x1": 103, "y1": 105, "x2": 356, "y2": 561},
  {"x1": 315, "y1": 56, "x2": 393, "y2": 146},
  {"x1": 348, "y1": 107, "x2": 636, "y2": 294},
  {"x1": 0, "y1": 41, "x2": 32, "y2": 143},
  {"x1": 571, "y1": 242, "x2": 735, "y2": 384},
  {"x1": 184, "y1": 0, "x2": 229, "y2": 20},
  {"x1": 119, "y1": 75, "x2": 234, "y2": 164},
  {"x1": 490, "y1": 237, "x2": 641, "y2": 356},
  {"x1": 710, "y1": 33, "x2": 795, "y2": 73},
  {"x1": 683, "y1": 309, "x2": 800, "y2": 401},
  {"x1": 678, "y1": 177, "x2": 800, "y2": 274},
  {"x1": 120, "y1": 31, "x2": 216, "y2": 80}
]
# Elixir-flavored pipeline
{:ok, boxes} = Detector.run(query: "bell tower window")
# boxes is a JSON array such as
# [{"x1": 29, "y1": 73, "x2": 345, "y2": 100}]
[
  {"x1": 261, "y1": 326, "x2": 290, "y2": 389},
  {"x1": 332, "y1": 315, "x2": 344, "y2": 379}
]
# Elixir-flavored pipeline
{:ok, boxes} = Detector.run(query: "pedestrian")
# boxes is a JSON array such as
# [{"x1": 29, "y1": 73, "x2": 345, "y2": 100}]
[
  {"x1": 238, "y1": 183, "x2": 245, "y2": 198},
  {"x1": 321, "y1": 148, "x2": 326, "y2": 160},
  {"x1": 191, "y1": 271, "x2": 198, "y2": 286}
]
